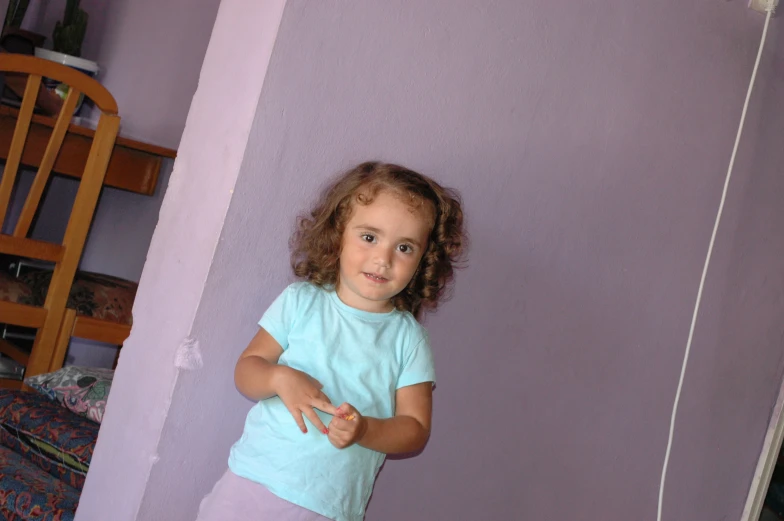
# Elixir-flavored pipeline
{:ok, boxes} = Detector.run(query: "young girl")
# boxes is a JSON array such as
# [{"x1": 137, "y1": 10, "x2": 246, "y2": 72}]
[{"x1": 196, "y1": 162, "x2": 465, "y2": 521}]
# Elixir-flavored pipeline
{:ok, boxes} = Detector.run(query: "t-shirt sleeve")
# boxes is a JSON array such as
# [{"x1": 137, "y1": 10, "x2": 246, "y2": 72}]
[
  {"x1": 258, "y1": 284, "x2": 300, "y2": 350},
  {"x1": 397, "y1": 334, "x2": 436, "y2": 389}
]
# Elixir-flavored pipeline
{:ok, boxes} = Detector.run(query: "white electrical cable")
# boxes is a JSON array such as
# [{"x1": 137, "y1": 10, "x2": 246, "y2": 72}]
[{"x1": 656, "y1": 3, "x2": 775, "y2": 520}]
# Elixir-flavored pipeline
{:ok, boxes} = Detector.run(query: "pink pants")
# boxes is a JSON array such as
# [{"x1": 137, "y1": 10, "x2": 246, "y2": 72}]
[{"x1": 196, "y1": 470, "x2": 331, "y2": 521}]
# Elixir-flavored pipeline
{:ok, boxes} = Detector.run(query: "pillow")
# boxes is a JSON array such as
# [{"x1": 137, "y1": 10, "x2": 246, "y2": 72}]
[
  {"x1": 25, "y1": 366, "x2": 114, "y2": 423},
  {"x1": 0, "y1": 389, "x2": 98, "y2": 491}
]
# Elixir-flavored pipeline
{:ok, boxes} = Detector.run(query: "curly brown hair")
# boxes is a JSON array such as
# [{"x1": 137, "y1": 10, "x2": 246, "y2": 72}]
[{"x1": 291, "y1": 162, "x2": 466, "y2": 318}]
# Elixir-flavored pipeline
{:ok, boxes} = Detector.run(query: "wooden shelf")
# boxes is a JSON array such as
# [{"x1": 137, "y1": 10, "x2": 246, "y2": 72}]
[{"x1": 0, "y1": 105, "x2": 177, "y2": 196}]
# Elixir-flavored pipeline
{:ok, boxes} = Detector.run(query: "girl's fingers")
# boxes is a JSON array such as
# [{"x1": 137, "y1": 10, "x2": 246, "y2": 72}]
[
  {"x1": 287, "y1": 408, "x2": 308, "y2": 434},
  {"x1": 327, "y1": 432, "x2": 343, "y2": 449},
  {"x1": 327, "y1": 425, "x2": 352, "y2": 449},
  {"x1": 302, "y1": 407, "x2": 329, "y2": 435},
  {"x1": 329, "y1": 416, "x2": 358, "y2": 434},
  {"x1": 335, "y1": 403, "x2": 359, "y2": 422},
  {"x1": 314, "y1": 396, "x2": 338, "y2": 416}
]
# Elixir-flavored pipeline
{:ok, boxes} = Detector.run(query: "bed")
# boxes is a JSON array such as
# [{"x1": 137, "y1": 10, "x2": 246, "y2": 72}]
[{"x1": 0, "y1": 366, "x2": 112, "y2": 520}]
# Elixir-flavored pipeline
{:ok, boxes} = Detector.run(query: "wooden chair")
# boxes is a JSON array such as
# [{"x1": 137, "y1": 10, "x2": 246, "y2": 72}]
[
  {"x1": 48, "y1": 307, "x2": 130, "y2": 372},
  {"x1": 0, "y1": 54, "x2": 120, "y2": 386}
]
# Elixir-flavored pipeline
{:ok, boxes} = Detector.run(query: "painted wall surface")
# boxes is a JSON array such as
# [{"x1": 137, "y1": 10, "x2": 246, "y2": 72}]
[
  {"x1": 48, "y1": 0, "x2": 221, "y2": 276},
  {"x1": 21, "y1": 0, "x2": 109, "y2": 61},
  {"x1": 74, "y1": 1, "x2": 287, "y2": 520},
  {"x1": 9, "y1": 0, "x2": 215, "y2": 277},
  {"x1": 20, "y1": 0, "x2": 222, "y2": 280},
  {"x1": 26, "y1": 0, "x2": 221, "y2": 148},
  {"x1": 83, "y1": 0, "x2": 784, "y2": 520}
]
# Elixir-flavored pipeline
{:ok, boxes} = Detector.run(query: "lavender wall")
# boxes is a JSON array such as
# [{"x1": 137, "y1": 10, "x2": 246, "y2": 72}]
[
  {"x1": 78, "y1": 0, "x2": 222, "y2": 148},
  {"x1": 665, "y1": 19, "x2": 783, "y2": 517},
  {"x1": 21, "y1": 0, "x2": 221, "y2": 282},
  {"x1": 195, "y1": 2, "x2": 781, "y2": 519},
  {"x1": 19, "y1": 0, "x2": 220, "y2": 272},
  {"x1": 74, "y1": 1, "x2": 287, "y2": 519},
  {"x1": 45, "y1": 0, "x2": 223, "y2": 280},
  {"x1": 84, "y1": 0, "x2": 784, "y2": 520},
  {"x1": 63, "y1": 0, "x2": 225, "y2": 275},
  {"x1": 27, "y1": 0, "x2": 221, "y2": 148},
  {"x1": 22, "y1": 0, "x2": 109, "y2": 62}
]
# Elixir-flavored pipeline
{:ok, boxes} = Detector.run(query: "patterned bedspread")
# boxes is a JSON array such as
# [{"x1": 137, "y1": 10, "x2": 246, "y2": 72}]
[{"x1": 0, "y1": 389, "x2": 98, "y2": 520}]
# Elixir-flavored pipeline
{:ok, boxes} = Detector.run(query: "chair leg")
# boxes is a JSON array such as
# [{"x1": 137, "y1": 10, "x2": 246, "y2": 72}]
[
  {"x1": 26, "y1": 308, "x2": 66, "y2": 377},
  {"x1": 49, "y1": 308, "x2": 76, "y2": 373}
]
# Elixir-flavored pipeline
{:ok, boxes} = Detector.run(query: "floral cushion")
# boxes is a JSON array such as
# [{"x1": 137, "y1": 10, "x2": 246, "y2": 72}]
[
  {"x1": 0, "y1": 266, "x2": 137, "y2": 325},
  {"x1": 25, "y1": 367, "x2": 113, "y2": 424},
  {"x1": 0, "y1": 389, "x2": 98, "y2": 492},
  {"x1": 22, "y1": 269, "x2": 137, "y2": 325},
  {"x1": 0, "y1": 271, "x2": 32, "y2": 305},
  {"x1": 0, "y1": 444, "x2": 80, "y2": 521}
]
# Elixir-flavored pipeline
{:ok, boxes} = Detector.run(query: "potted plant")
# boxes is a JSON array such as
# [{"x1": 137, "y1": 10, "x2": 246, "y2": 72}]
[
  {"x1": 52, "y1": 0, "x2": 87, "y2": 57},
  {"x1": 34, "y1": 0, "x2": 98, "y2": 114},
  {"x1": 35, "y1": 0, "x2": 97, "y2": 77}
]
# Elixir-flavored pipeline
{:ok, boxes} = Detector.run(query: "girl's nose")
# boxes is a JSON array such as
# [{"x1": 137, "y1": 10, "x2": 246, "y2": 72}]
[{"x1": 375, "y1": 248, "x2": 392, "y2": 268}]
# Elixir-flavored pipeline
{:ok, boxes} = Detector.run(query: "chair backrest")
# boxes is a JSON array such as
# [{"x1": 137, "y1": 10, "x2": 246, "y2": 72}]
[{"x1": 0, "y1": 54, "x2": 120, "y2": 376}]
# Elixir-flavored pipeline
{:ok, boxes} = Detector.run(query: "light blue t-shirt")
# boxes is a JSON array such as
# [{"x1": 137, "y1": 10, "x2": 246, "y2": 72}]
[{"x1": 228, "y1": 282, "x2": 435, "y2": 521}]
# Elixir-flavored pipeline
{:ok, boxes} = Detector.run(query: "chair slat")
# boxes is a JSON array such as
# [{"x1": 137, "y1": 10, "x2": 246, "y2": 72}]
[
  {"x1": 0, "y1": 337, "x2": 30, "y2": 366},
  {"x1": 14, "y1": 86, "x2": 81, "y2": 238},
  {"x1": 0, "y1": 74, "x2": 41, "y2": 231},
  {"x1": 49, "y1": 308, "x2": 76, "y2": 372},
  {"x1": 0, "y1": 301, "x2": 47, "y2": 328},
  {"x1": 72, "y1": 315, "x2": 131, "y2": 346},
  {"x1": 42, "y1": 113, "x2": 119, "y2": 301},
  {"x1": 24, "y1": 113, "x2": 120, "y2": 378},
  {"x1": 0, "y1": 235, "x2": 64, "y2": 262},
  {"x1": 60, "y1": 114, "x2": 120, "y2": 254}
]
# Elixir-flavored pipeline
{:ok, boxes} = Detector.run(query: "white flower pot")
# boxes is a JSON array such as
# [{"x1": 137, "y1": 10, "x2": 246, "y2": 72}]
[{"x1": 34, "y1": 47, "x2": 100, "y2": 115}]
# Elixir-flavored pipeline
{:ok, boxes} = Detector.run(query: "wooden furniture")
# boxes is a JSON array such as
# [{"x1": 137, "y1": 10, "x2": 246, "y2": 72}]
[
  {"x1": 0, "y1": 54, "x2": 120, "y2": 384},
  {"x1": 0, "y1": 105, "x2": 176, "y2": 195},
  {"x1": 50, "y1": 307, "x2": 129, "y2": 372}
]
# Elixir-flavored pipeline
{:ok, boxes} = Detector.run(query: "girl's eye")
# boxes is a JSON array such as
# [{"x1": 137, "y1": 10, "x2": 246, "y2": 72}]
[
  {"x1": 360, "y1": 233, "x2": 376, "y2": 243},
  {"x1": 397, "y1": 244, "x2": 413, "y2": 254}
]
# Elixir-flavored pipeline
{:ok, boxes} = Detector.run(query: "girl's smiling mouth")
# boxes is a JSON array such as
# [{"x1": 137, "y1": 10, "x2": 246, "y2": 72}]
[{"x1": 363, "y1": 272, "x2": 389, "y2": 283}]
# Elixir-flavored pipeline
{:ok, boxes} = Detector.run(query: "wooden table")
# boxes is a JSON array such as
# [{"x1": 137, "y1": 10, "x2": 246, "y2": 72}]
[{"x1": 0, "y1": 105, "x2": 177, "y2": 195}]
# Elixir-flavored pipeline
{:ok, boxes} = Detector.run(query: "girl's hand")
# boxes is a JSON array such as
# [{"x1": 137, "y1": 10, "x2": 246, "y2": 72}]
[
  {"x1": 272, "y1": 366, "x2": 337, "y2": 434},
  {"x1": 327, "y1": 403, "x2": 367, "y2": 449}
]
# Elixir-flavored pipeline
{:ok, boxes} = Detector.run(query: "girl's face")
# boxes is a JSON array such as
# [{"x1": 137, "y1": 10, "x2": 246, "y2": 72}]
[{"x1": 336, "y1": 190, "x2": 432, "y2": 313}]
